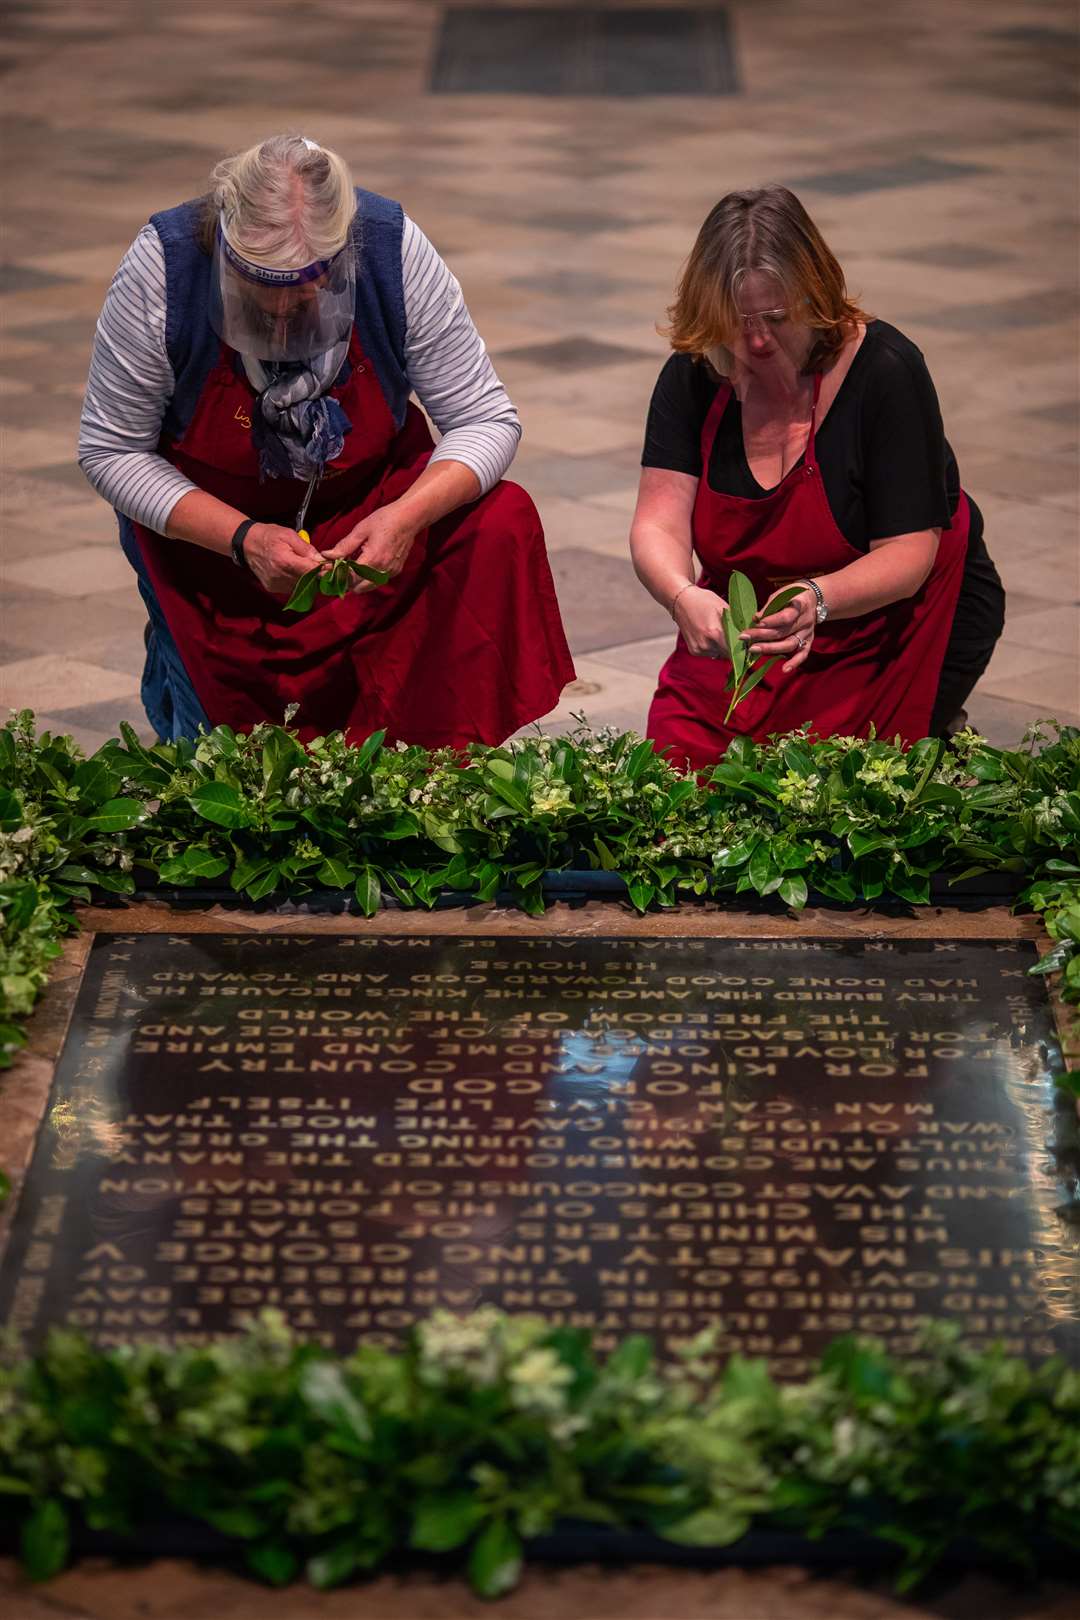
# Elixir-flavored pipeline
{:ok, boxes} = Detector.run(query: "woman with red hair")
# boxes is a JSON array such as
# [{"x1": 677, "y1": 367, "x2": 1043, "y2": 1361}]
[{"x1": 631, "y1": 186, "x2": 1003, "y2": 772}]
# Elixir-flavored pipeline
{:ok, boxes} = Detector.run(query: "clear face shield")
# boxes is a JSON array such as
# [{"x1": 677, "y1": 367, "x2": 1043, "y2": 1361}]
[{"x1": 208, "y1": 223, "x2": 356, "y2": 363}]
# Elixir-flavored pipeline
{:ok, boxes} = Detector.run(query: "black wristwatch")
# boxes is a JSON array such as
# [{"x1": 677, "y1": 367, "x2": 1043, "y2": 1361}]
[{"x1": 230, "y1": 518, "x2": 257, "y2": 572}]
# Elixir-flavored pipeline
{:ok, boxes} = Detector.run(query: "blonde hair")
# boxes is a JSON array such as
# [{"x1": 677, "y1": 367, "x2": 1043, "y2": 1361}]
[
  {"x1": 209, "y1": 134, "x2": 356, "y2": 268},
  {"x1": 665, "y1": 186, "x2": 870, "y2": 376}
]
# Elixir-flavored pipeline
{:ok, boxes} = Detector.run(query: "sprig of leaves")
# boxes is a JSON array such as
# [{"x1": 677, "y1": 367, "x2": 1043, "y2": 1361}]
[
  {"x1": 285, "y1": 557, "x2": 391, "y2": 613},
  {"x1": 0, "y1": 880, "x2": 68, "y2": 1072},
  {"x1": 1025, "y1": 865, "x2": 1080, "y2": 1103},
  {"x1": 0, "y1": 1311, "x2": 1076, "y2": 1594},
  {"x1": 722, "y1": 571, "x2": 805, "y2": 723}
]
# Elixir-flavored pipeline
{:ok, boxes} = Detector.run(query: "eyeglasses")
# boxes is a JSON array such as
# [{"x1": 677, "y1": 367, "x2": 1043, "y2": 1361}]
[{"x1": 737, "y1": 306, "x2": 791, "y2": 332}]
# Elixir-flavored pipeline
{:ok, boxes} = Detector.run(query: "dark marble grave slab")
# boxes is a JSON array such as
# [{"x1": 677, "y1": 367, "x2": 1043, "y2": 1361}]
[{"x1": 1, "y1": 934, "x2": 1077, "y2": 1376}]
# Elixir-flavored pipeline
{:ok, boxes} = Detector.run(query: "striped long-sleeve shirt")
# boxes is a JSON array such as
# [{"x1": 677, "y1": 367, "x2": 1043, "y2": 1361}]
[{"x1": 78, "y1": 216, "x2": 521, "y2": 533}]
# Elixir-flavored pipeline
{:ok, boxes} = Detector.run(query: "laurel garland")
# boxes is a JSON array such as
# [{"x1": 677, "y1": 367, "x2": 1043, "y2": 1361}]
[{"x1": 2, "y1": 1310, "x2": 1078, "y2": 1595}]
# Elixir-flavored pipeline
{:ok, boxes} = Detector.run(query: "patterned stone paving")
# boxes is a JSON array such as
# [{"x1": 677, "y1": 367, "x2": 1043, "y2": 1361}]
[{"x1": 0, "y1": 0, "x2": 1077, "y2": 755}]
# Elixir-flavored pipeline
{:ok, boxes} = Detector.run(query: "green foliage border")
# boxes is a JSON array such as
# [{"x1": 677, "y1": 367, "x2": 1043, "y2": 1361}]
[{"x1": 2, "y1": 1310, "x2": 1079, "y2": 1596}]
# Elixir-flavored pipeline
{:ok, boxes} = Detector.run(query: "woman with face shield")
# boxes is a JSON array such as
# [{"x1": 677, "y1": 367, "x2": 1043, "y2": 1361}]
[
  {"x1": 79, "y1": 135, "x2": 574, "y2": 745},
  {"x1": 630, "y1": 187, "x2": 1004, "y2": 771}
]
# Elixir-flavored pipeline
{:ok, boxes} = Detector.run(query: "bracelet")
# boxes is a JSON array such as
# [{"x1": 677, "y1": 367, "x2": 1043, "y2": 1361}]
[
  {"x1": 796, "y1": 576, "x2": 828, "y2": 623},
  {"x1": 669, "y1": 581, "x2": 696, "y2": 618},
  {"x1": 230, "y1": 518, "x2": 257, "y2": 572}
]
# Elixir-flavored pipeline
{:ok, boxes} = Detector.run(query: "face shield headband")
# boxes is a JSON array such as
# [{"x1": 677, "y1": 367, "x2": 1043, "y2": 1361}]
[{"x1": 208, "y1": 222, "x2": 356, "y2": 363}]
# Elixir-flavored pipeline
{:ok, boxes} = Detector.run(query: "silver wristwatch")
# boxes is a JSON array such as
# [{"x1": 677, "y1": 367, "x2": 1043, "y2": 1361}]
[{"x1": 798, "y1": 577, "x2": 829, "y2": 624}]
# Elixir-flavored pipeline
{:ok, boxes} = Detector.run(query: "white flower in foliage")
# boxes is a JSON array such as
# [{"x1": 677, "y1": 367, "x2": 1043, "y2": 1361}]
[
  {"x1": 775, "y1": 771, "x2": 819, "y2": 814},
  {"x1": 550, "y1": 1412, "x2": 588, "y2": 1444},
  {"x1": 1034, "y1": 793, "x2": 1066, "y2": 834},
  {"x1": 530, "y1": 781, "x2": 573, "y2": 816},
  {"x1": 417, "y1": 1307, "x2": 504, "y2": 1388},
  {"x1": 508, "y1": 1347, "x2": 574, "y2": 1418}
]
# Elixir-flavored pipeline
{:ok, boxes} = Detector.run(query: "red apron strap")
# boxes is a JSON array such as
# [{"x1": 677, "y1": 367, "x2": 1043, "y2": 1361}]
[
  {"x1": 699, "y1": 374, "x2": 733, "y2": 467},
  {"x1": 804, "y1": 371, "x2": 823, "y2": 470}
]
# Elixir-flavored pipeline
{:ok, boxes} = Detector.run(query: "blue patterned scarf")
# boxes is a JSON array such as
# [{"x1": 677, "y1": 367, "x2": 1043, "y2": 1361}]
[{"x1": 244, "y1": 340, "x2": 352, "y2": 483}]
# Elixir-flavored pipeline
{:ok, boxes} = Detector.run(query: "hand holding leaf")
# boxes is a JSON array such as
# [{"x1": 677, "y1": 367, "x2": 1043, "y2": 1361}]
[
  {"x1": 722, "y1": 571, "x2": 804, "y2": 724},
  {"x1": 285, "y1": 557, "x2": 391, "y2": 614}
]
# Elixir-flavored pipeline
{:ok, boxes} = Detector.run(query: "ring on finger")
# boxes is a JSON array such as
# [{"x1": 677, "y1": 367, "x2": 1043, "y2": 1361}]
[{"x1": 795, "y1": 634, "x2": 806, "y2": 650}]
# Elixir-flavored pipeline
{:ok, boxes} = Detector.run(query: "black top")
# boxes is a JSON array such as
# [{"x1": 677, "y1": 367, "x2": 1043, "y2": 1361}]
[{"x1": 642, "y1": 319, "x2": 969, "y2": 552}]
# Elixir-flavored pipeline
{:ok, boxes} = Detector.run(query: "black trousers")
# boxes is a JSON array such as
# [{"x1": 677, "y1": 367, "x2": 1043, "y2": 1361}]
[{"x1": 929, "y1": 498, "x2": 1005, "y2": 737}]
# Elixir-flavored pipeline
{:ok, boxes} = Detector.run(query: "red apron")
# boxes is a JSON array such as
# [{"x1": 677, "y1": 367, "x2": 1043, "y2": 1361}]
[
  {"x1": 132, "y1": 332, "x2": 574, "y2": 747},
  {"x1": 647, "y1": 374, "x2": 968, "y2": 772}
]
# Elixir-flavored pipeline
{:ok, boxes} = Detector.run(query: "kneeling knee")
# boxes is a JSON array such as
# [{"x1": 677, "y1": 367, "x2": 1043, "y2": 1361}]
[{"x1": 484, "y1": 479, "x2": 543, "y2": 542}]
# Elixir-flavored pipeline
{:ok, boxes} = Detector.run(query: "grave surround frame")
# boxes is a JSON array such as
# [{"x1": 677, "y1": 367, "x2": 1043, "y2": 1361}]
[{"x1": 1, "y1": 897, "x2": 1077, "y2": 1585}]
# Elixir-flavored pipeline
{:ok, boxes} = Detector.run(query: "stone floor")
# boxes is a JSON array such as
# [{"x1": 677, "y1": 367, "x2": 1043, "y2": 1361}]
[
  {"x1": 0, "y1": 0, "x2": 1077, "y2": 750},
  {"x1": 2, "y1": 1557, "x2": 1080, "y2": 1620}
]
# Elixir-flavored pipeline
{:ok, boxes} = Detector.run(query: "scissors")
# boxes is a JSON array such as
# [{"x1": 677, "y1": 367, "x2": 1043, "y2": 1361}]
[{"x1": 296, "y1": 469, "x2": 322, "y2": 544}]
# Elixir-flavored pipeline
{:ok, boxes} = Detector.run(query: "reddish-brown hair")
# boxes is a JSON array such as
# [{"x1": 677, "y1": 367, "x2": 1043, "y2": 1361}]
[{"x1": 665, "y1": 186, "x2": 870, "y2": 374}]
